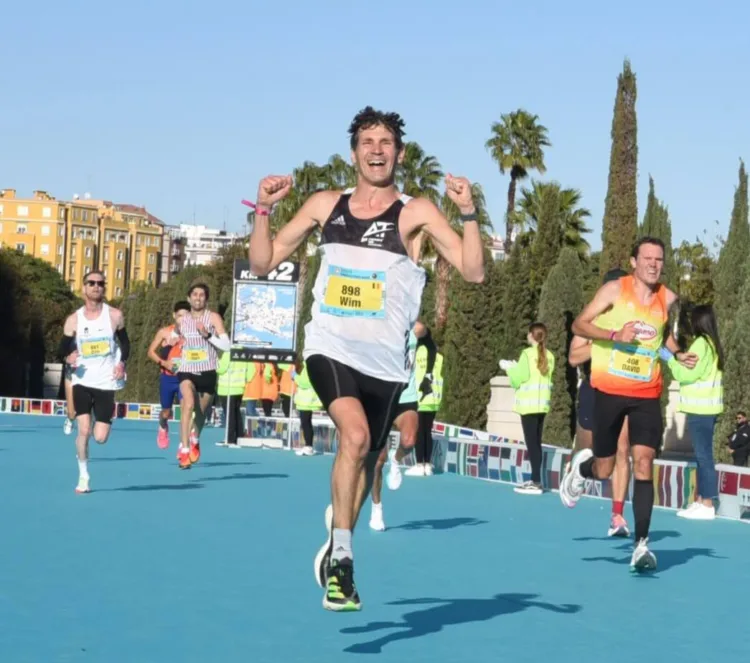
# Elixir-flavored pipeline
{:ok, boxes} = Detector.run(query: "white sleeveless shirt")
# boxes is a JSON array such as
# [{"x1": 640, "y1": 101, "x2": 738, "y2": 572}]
[
  {"x1": 303, "y1": 191, "x2": 426, "y2": 383},
  {"x1": 71, "y1": 304, "x2": 119, "y2": 391}
]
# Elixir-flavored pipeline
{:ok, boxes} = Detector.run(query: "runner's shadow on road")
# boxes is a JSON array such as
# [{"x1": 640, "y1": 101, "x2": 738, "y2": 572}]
[
  {"x1": 190, "y1": 472, "x2": 288, "y2": 482},
  {"x1": 581, "y1": 547, "x2": 724, "y2": 575},
  {"x1": 94, "y1": 456, "x2": 165, "y2": 462},
  {"x1": 106, "y1": 483, "x2": 205, "y2": 492},
  {"x1": 389, "y1": 517, "x2": 488, "y2": 531},
  {"x1": 341, "y1": 593, "x2": 581, "y2": 654},
  {"x1": 573, "y1": 530, "x2": 681, "y2": 544},
  {"x1": 199, "y1": 461, "x2": 258, "y2": 468}
]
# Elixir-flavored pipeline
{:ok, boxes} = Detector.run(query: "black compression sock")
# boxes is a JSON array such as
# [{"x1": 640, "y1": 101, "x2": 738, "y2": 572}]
[
  {"x1": 633, "y1": 479, "x2": 655, "y2": 542},
  {"x1": 579, "y1": 457, "x2": 596, "y2": 479}
]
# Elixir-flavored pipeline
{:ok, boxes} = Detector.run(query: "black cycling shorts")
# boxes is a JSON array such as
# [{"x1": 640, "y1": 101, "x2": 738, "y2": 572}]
[
  {"x1": 72, "y1": 385, "x2": 116, "y2": 425},
  {"x1": 593, "y1": 388, "x2": 663, "y2": 458},
  {"x1": 305, "y1": 354, "x2": 405, "y2": 453},
  {"x1": 177, "y1": 370, "x2": 217, "y2": 396}
]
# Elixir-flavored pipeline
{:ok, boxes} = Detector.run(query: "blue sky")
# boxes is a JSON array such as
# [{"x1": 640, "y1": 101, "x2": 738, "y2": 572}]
[{"x1": 2, "y1": 0, "x2": 748, "y2": 251}]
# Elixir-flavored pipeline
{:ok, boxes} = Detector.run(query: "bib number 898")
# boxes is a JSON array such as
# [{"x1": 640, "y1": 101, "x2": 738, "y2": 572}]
[{"x1": 342, "y1": 285, "x2": 361, "y2": 296}]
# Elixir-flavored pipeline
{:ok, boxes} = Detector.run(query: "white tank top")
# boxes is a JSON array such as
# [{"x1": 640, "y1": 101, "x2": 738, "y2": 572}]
[
  {"x1": 71, "y1": 303, "x2": 119, "y2": 391},
  {"x1": 303, "y1": 191, "x2": 426, "y2": 383},
  {"x1": 179, "y1": 310, "x2": 218, "y2": 374}
]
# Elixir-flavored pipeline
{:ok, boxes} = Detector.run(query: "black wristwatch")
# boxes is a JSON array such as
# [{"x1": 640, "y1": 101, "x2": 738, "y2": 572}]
[{"x1": 460, "y1": 212, "x2": 478, "y2": 222}]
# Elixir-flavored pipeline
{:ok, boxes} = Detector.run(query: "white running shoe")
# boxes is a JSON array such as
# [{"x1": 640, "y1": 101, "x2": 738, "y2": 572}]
[
  {"x1": 386, "y1": 450, "x2": 403, "y2": 490},
  {"x1": 63, "y1": 418, "x2": 74, "y2": 435},
  {"x1": 295, "y1": 446, "x2": 316, "y2": 456},
  {"x1": 75, "y1": 476, "x2": 90, "y2": 494},
  {"x1": 314, "y1": 504, "x2": 334, "y2": 588},
  {"x1": 369, "y1": 503, "x2": 386, "y2": 531},
  {"x1": 677, "y1": 502, "x2": 716, "y2": 520},
  {"x1": 559, "y1": 448, "x2": 593, "y2": 508},
  {"x1": 423, "y1": 463, "x2": 434, "y2": 476},
  {"x1": 514, "y1": 481, "x2": 543, "y2": 495},
  {"x1": 630, "y1": 538, "x2": 657, "y2": 573},
  {"x1": 404, "y1": 464, "x2": 426, "y2": 477}
]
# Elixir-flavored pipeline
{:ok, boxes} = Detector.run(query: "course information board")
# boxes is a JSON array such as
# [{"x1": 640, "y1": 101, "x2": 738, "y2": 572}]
[{"x1": 230, "y1": 259, "x2": 300, "y2": 363}]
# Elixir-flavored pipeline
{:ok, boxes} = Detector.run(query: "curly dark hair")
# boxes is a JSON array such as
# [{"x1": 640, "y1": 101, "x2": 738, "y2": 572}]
[{"x1": 348, "y1": 106, "x2": 406, "y2": 150}]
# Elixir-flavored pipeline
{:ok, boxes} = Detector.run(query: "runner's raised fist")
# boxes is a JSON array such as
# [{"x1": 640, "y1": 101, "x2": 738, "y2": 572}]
[
  {"x1": 257, "y1": 175, "x2": 293, "y2": 209},
  {"x1": 445, "y1": 174, "x2": 475, "y2": 213}
]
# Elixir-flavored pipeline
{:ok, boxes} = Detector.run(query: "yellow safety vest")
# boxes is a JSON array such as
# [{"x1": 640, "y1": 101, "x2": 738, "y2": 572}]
[
  {"x1": 294, "y1": 364, "x2": 323, "y2": 411},
  {"x1": 416, "y1": 347, "x2": 444, "y2": 412},
  {"x1": 507, "y1": 346, "x2": 555, "y2": 415},
  {"x1": 217, "y1": 348, "x2": 256, "y2": 397},
  {"x1": 670, "y1": 336, "x2": 723, "y2": 415}
]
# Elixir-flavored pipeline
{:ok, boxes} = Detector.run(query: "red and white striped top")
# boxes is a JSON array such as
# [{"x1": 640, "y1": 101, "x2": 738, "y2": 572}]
[{"x1": 179, "y1": 310, "x2": 218, "y2": 374}]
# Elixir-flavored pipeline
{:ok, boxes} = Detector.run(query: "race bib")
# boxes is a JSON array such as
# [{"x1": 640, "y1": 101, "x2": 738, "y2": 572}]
[
  {"x1": 321, "y1": 266, "x2": 386, "y2": 319},
  {"x1": 81, "y1": 338, "x2": 111, "y2": 358},
  {"x1": 184, "y1": 348, "x2": 208, "y2": 363},
  {"x1": 608, "y1": 343, "x2": 656, "y2": 382}
]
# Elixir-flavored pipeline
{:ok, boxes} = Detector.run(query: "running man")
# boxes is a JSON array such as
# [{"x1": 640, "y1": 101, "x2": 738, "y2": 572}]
[
  {"x1": 147, "y1": 300, "x2": 190, "y2": 449},
  {"x1": 176, "y1": 283, "x2": 230, "y2": 469},
  {"x1": 568, "y1": 268, "x2": 631, "y2": 537},
  {"x1": 58, "y1": 269, "x2": 129, "y2": 493},
  {"x1": 559, "y1": 237, "x2": 696, "y2": 572},
  {"x1": 369, "y1": 322, "x2": 425, "y2": 531},
  {"x1": 248, "y1": 106, "x2": 485, "y2": 611}
]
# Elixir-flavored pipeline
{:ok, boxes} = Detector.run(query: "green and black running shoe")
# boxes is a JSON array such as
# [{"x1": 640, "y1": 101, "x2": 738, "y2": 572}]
[{"x1": 323, "y1": 558, "x2": 361, "y2": 612}]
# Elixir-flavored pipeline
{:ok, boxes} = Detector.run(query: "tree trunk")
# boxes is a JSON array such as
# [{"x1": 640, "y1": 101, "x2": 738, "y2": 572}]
[
  {"x1": 505, "y1": 175, "x2": 517, "y2": 253},
  {"x1": 435, "y1": 255, "x2": 451, "y2": 331}
]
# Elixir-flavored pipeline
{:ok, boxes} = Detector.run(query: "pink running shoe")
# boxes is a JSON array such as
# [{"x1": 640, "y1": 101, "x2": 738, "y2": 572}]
[{"x1": 157, "y1": 427, "x2": 170, "y2": 449}]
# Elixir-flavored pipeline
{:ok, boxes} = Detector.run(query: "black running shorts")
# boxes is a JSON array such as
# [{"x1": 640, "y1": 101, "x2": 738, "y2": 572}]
[
  {"x1": 305, "y1": 354, "x2": 406, "y2": 453},
  {"x1": 592, "y1": 388, "x2": 663, "y2": 458},
  {"x1": 577, "y1": 379, "x2": 595, "y2": 432},
  {"x1": 177, "y1": 370, "x2": 217, "y2": 396},
  {"x1": 72, "y1": 385, "x2": 115, "y2": 425},
  {"x1": 394, "y1": 401, "x2": 418, "y2": 418}
]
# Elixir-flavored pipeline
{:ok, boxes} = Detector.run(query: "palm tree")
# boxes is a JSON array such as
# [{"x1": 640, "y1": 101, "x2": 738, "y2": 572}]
[
  {"x1": 396, "y1": 142, "x2": 443, "y2": 204},
  {"x1": 485, "y1": 110, "x2": 550, "y2": 252},
  {"x1": 514, "y1": 181, "x2": 592, "y2": 259}
]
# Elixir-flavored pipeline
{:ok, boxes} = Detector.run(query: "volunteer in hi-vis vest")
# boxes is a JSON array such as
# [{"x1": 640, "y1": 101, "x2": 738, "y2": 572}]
[
  {"x1": 294, "y1": 359, "x2": 323, "y2": 456},
  {"x1": 217, "y1": 348, "x2": 257, "y2": 446},
  {"x1": 500, "y1": 322, "x2": 555, "y2": 495},
  {"x1": 560, "y1": 237, "x2": 698, "y2": 574},
  {"x1": 667, "y1": 304, "x2": 724, "y2": 521}
]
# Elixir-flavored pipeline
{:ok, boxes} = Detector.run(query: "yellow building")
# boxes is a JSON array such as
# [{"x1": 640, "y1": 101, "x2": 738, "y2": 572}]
[
  {"x1": 0, "y1": 189, "x2": 168, "y2": 300},
  {"x1": 0, "y1": 189, "x2": 67, "y2": 277}
]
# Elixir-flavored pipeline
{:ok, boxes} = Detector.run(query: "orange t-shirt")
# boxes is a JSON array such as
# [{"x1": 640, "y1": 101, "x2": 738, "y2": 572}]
[{"x1": 590, "y1": 275, "x2": 668, "y2": 399}]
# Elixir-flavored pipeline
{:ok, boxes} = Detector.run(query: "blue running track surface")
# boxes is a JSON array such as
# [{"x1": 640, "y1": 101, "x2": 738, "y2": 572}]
[{"x1": 0, "y1": 413, "x2": 747, "y2": 662}]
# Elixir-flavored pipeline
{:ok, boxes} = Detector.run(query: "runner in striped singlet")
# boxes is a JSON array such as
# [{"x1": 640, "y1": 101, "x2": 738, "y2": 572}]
[{"x1": 176, "y1": 283, "x2": 230, "y2": 469}]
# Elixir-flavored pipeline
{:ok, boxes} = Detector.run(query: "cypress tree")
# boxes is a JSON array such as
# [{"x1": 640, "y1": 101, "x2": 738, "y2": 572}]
[
  {"x1": 638, "y1": 176, "x2": 677, "y2": 290},
  {"x1": 500, "y1": 241, "x2": 535, "y2": 361},
  {"x1": 714, "y1": 160, "x2": 749, "y2": 341},
  {"x1": 531, "y1": 186, "x2": 563, "y2": 295},
  {"x1": 537, "y1": 247, "x2": 584, "y2": 447},
  {"x1": 716, "y1": 274, "x2": 750, "y2": 463},
  {"x1": 600, "y1": 60, "x2": 639, "y2": 275},
  {"x1": 441, "y1": 251, "x2": 502, "y2": 428}
]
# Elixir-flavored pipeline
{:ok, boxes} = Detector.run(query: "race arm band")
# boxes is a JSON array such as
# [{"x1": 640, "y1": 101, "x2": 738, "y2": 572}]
[
  {"x1": 58, "y1": 334, "x2": 76, "y2": 359},
  {"x1": 208, "y1": 333, "x2": 231, "y2": 353},
  {"x1": 115, "y1": 327, "x2": 131, "y2": 362}
]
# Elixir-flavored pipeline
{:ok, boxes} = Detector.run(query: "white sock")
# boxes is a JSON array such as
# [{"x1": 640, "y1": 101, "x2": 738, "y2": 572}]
[
  {"x1": 332, "y1": 528, "x2": 353, "y2": 562},
  {"x1": 78, "y1": 459, "x2": 89, "y2": 479},
  {"x1": 372, "y1": 501, "x2": 382, "y2": 513}
]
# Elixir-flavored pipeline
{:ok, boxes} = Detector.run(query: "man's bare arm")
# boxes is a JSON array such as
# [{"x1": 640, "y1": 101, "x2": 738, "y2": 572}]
[
  {"x1": 568, "y1": 335, "x2": 592, "y2": 367},
  {"x1": 248, "y1": 183, "x2": 335, "y2": 276},
  {"x1": 571, "y1": 281, "x2": 622, "y2": 341},
  {"x1": 411, "y1": 199, "x2": 484, "y2": 283},
  {"x1": 147, "y1": 329, "x2": 167, "y2": 367},
  {"x1": 63, "y1": 313, "x2": 77, "y2": 336}
]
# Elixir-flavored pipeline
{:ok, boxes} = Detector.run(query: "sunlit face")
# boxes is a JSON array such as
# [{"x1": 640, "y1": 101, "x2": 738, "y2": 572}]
[
  {"x1": 630, "y1": 243, "x2": 664, "y2": 286},
  {"x1": 351, "y1": 124, "x2": 403, "y2": 186},
  {"x1": 188, "y1": 287, "x2": 207, "y2": 311},
  {"x1": 173, "y1": 309, "x2": 188, "y2": 328},
  {"x1": 413, "y1": 321, "x2": 427, "y2": 338},
  {"x1": 83, "y1": 274, "x2": 105, "y2": 303}
]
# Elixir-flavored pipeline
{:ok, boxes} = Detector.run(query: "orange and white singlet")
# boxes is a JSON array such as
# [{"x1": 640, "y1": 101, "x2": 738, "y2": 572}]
[{"x1": 590, "y1": 275, "x2": 668, "y2": 399}]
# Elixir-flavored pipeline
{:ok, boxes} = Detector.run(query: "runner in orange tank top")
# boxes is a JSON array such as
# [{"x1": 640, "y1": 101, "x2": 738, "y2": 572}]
[{"x1": 558, "y1": 237, "x2": 698, "y2": 573}]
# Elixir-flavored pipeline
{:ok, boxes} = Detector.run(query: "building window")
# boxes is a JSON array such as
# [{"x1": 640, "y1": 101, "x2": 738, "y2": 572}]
[
  {"x1": 103, "y1": 248, "x2": 110, "y2": 262},
  {"x1": 41, "y1": 244, "x2": 50, "y2": 255},
  {"x1": 85, "y1": 246, "x2": 92, "y2": 258},
  {"x1": 59, "y1": 208, "x2": 65, "y2": 220},
  {"x1": 148, "y1": 253, "x2": 155, "y2": 265},
  {"x1": 116, "y1": 268, "x2": 123, "y2": 279},
  {"x1": 16, "y1": 224, "x2": 27, "y2": 234},
  {"x1": 119, "y1": 234, "x2": 126, "y2": 243},
  {"x1": 42, "y1": 225, "x2": 50, "y2": 236},
  {"x1": 69, "y1": 264, "x2": 75, "y2": 277},
  {"x1": 57, "y1": 264, "x2": 63, "y2": 274},
  {"x1": 103, "y1": 268, "x2": 108, "y2": 279},
  {"x1": 83, "y1": 210, "x2": 88, "y2": 222},
  {"x1": 148, "y1": 271, "x2": 153, "y2": 283},
  {"x1": 17, "y1": 205, "x2": 28, "y2": 217},
  {"x1": 16, "y1": 243, "x2": 26, "y2": 253},
  {"x1": 117, "y1": 250, "x2": 124, "y2": 261},
  {"x1": 71, "y1": 245, "x2": 77, "y2": 258},
  {"x1": 0, "y1": 204, "x2": 4, "y2": 215},
  {"x1": 116, "y1": 286, "x2": 122, "y2": 296},
  {"x1": 58, "y1": 225, "x2": 65, "y2": 236},
  {"x1": 58, "y1": 246, "x2": 64, "y2": 256},
  {"x1": 71, "y1": 228, "x2": 78, "y2": 239},
  {"x1": 43, "y1": 207, "x2": 52, "y2": 218}
]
